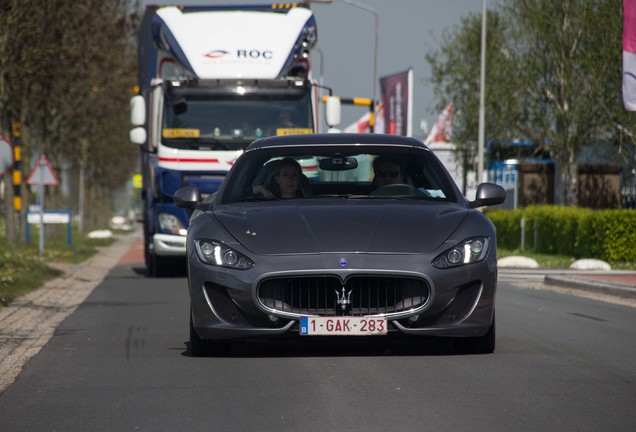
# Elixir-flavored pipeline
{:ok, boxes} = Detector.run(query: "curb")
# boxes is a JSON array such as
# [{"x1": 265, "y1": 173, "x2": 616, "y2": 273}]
[{"x1": 544, "y1": 275, "x2": 636, "y2": 300}]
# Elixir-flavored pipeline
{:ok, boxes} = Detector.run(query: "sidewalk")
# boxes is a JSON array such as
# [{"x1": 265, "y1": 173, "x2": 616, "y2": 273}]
[
  {"x1": 499, "y1": 268, "x2": 636, "y2": 300},
  {"x1": 0, "y1": 229, "x2": 142, "y2": 394}
]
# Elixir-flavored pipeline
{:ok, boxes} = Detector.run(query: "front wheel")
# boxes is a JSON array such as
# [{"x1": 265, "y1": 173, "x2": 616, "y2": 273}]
[
  {"x1": 188, "y1": 313, "x2": 231, "y2": 357},
  {"x1": 455, "y1": 313, "x2": 496, "y2": 354}
]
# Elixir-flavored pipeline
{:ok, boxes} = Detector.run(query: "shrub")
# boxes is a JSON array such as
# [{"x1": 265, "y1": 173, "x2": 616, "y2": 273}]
[{"x1": 485, "y1": 206, "x2": 636, "y2": 264}]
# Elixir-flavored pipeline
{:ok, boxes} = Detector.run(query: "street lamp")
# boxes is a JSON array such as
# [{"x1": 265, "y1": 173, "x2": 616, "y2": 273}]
[
  {"x1": 311, "y1": 47, "x2": 325, "y2": 132},
  {"x1": 339, "y1": 0, "x2": 379, "y2": 132},
  {"x1": 309, "y1": 0, "x2": 379, "y2": 132},
  {"x1": 477, "y1": 0, "x2": 487, "y2": 184}
]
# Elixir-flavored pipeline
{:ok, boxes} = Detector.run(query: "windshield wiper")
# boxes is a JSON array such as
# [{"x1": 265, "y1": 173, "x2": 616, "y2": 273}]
[{"x1": 187, "y1": 138, "x2": 229, "y2": 151}]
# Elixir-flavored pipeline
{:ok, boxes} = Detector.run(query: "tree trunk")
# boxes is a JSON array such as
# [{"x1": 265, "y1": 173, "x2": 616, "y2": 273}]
[{"x1": 559, "y1": 156, "x2": 578, "y2": 207}]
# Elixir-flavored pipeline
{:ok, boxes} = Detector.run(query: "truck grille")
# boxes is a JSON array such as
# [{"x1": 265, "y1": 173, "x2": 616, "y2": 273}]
[{"x1": 257, "y1": 275, "x2": 429, "y2": 317}]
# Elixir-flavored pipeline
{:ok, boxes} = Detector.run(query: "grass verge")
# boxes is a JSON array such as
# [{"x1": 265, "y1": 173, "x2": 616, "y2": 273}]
[{"x1": 0, "y1": 224, "x2": 117, "y2": 308}]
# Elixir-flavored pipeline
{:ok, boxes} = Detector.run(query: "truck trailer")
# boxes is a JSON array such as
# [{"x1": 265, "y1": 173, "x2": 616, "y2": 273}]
[{"x1": 130, "y1": 3, "x2": 331, "y2": 276}]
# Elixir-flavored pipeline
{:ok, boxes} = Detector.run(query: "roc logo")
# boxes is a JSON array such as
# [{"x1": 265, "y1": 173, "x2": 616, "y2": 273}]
[{"x1": 204, "y1": 49, "x2": 273, "y2": 60}]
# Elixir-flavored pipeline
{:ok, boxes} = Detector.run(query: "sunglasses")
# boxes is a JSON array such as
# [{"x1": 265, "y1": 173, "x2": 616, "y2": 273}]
[{"x1": 377, "y1": 170, "x2": 401, "y2": 178}]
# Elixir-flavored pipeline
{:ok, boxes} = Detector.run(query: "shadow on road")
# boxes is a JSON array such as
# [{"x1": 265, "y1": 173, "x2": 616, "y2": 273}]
[{"x1": 182, "y1": 336, "x2": 475, "y2": 358}]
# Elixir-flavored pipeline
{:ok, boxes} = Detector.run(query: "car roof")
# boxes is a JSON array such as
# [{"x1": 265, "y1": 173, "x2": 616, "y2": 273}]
[{"x1": 245, "y1": 133, "x2": 428, "y2": 151}]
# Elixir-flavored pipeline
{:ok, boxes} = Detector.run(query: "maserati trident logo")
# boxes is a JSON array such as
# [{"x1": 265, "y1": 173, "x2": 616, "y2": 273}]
[{"x1": 335, "y1": 287, "x2": 352, "y2": 312}]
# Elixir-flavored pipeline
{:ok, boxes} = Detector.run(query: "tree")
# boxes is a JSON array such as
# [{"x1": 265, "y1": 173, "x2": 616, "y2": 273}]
[
  {"x1": 426, "y1": 9, "x2": 523, "y2": 194},
  {"x1": 0, "y1": 0, "x2": 141, "y2": 241},
  {"x1": 426, "y1": 0, "x2": 635, "y2": 206}
]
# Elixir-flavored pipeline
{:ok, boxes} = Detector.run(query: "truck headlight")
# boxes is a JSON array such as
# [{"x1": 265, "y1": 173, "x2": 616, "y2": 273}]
[
  {"x1": 432, "y1": 238, "x2": 490, "y2": 269},
  {"x1": 194, "y1": 239, "x2": 254, "y2": 270},
  {"x1": 158, "y1": 213, "x2": 186, "y2": 235}
]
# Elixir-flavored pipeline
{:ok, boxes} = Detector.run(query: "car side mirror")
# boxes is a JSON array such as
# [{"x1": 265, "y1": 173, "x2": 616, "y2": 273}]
[
  {"x1": 469, "y1": 183, "x2": 506, "y2": 208},
  {"x1": 174, "y1": 185, "x2": 201, "y2": 209},
  {"x1": 130, "y1": 95, "x2": 146, "y2": 126}
]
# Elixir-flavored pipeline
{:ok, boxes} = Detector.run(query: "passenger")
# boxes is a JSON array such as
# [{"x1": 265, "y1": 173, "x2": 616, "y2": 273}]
[
  {"x1": 372, "y1": 156, "x2": 406, "y2": 189},
  {"x1": 253, "y1": 158, "x2": 304, "y2": 199}
]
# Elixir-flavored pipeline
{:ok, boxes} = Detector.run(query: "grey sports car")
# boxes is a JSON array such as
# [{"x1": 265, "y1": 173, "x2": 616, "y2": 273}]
[{"x1": 174, "y1": 133, "x2": 506, "y2": 356}]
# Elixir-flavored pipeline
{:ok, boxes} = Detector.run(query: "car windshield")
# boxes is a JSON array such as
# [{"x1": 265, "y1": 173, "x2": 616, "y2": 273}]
[{"x1": 221, "y1": 147, "x2": 459, "y2": 204}]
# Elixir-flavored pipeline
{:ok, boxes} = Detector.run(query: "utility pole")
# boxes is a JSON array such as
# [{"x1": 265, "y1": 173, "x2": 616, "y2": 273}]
[{"x1": 477, "y1": 0, "x2": 487, "y2": 184}]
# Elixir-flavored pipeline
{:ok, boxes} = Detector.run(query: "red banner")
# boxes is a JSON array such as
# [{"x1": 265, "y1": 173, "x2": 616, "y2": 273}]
[
  {"x1": 380, "y1": 69, "x2": 412, "y2": 136},
  {"x1": 624, "y1": 0, "x2": 636, "y2": 110}
]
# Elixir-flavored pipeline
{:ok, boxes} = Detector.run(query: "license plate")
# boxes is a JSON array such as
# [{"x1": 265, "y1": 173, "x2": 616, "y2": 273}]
[{"x1": 300, "y1": 316, "x2": 387, "y2": 336}]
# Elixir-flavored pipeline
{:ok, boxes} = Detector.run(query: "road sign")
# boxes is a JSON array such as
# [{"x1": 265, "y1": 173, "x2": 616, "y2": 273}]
[
  {"x1": 25, "y1": 210, "x2": 72, "y2": 246},
  {"x1": 26, "y1": 155, "x2": 60, "y2": 186},
  {"x1": 0, "y1": 134, "x2": 13, "y2": 176}
]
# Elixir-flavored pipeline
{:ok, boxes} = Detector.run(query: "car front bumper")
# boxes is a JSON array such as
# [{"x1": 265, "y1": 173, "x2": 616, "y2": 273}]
[{"x1": 187, "y1": 251, "x2": 497, "y2": 342}]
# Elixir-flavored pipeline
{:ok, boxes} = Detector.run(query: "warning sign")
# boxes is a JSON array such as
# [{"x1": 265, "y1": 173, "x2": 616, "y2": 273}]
[{"x1": 26, "y1": 155, "x2": 60, "y2": 186}]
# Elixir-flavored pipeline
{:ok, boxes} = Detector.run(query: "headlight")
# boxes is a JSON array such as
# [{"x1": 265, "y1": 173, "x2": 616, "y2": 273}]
[
  {"x1": 158, "y1": 213, "x2": 187, "y2": 235},
  {"x1": 432, "y1": 237, "x2": 490, "y2": 269},
  {"x1": 194, "y1": 239, "x2": 254, "y2": 270}
]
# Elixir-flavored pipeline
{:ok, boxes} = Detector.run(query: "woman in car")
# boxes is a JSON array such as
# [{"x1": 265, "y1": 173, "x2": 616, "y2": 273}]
[{"x1": 253, "y1": 158, "x2": 304, "y2": 199}]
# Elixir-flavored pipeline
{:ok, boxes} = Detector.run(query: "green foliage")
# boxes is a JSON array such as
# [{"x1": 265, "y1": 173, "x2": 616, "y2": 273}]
[
  {"x1": 0, "y1": 0, "x2": 142, "y2": 239},
  {"x1": 497, "y1": 248, "x2": 574, "y2": 269},
  {"x1": 598, "y1": 210, "x2": 636, "y2": 263},
  {"x1": 486, "y1": 206, "x2": 636, "y2": 264},
  {"x1": 0, "y1": 219, "x2": 114, "y2": 308},
  {"x1": 0, "y1": 247, "x2": 63, "y2": 307},
  {"x1": 485, "y1": 208, "x2": 523, "y2": 250},
  {"x1": 426, "y1": 0, "x2": 636, "y2": 206}
]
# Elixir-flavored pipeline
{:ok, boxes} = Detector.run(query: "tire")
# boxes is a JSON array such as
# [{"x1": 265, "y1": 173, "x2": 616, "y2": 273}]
[
  {"x1": 456, "y1": 313, "x2": 496, "y2": 354},
  {"x1": 189, "y1": 314, "x2": 208, "y2": 357},
  {"x1": 188, "y1": 313, "x2": 231, "y2": 357}
]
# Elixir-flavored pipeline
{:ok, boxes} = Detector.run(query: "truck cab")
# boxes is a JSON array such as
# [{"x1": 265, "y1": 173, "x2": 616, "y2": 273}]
[{"x1": 131, "y1": 4, "x2": 333, "y2": 276}]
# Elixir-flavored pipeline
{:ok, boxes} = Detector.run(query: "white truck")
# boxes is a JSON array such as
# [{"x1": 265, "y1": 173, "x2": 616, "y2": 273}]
[{"x1": 130, "y1": 3, "x2": 336, "y2": 276}]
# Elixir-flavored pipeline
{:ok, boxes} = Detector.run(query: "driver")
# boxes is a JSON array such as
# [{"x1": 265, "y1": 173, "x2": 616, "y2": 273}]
[{"x1": 372, "y1": 156, "x2": 406, "y2": 189}]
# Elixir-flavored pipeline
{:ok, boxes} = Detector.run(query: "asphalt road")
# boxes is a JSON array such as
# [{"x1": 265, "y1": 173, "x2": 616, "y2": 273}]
[{"x1": 1, "y1": 254, "x2": 635, "y2": 431}]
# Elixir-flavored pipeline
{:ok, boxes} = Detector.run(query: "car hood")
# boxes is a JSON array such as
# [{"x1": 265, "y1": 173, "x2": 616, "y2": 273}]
[{"x1": 211, "y1": 201, "x2": 469, "y2": 255}]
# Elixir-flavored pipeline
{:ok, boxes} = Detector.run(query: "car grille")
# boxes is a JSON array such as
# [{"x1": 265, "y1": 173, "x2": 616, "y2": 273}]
[{"x1": 257, "y1": 275, "x2": 429, "y2": 317}]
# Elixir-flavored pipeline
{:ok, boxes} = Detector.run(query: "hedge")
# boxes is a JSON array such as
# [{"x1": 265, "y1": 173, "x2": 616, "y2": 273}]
[{"x1": 485, "y1": 206, "x2": 636, "y2": 264}]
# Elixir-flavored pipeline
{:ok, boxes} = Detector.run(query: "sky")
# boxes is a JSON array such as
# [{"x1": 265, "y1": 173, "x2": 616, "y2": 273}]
[{"x1": 142, "y1": 0, "x2": 484, "y2": 139}]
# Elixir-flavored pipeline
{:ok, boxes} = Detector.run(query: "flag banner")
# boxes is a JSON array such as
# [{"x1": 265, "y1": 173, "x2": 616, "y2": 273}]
[
  {"x1": 380, "y1": 69, "x2": 412, "y2": 136},
  {"x1": 624, "y1": 0, "x2": 636, "y2": 110},
  {"x1": 344, "y1": 102, "x2": 384, "y2": 134},
  {"x1": 425, "y1": 102, "x2": 454, "y2": 145}
]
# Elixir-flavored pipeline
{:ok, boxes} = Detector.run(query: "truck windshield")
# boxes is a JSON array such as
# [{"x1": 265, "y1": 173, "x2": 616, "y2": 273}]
[{"x1": 162, "y1": 94, "x2": 314, "y2": 145}]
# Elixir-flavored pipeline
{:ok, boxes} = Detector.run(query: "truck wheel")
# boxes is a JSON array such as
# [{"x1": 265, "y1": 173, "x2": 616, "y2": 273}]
[
  {"x1": 150, "y1": 254, "x2": 174, "y2": 278},
  {"x1": 144, "y1": 243, "x2": 155, "y2": 276},
  {"x1": 144, "y1": 235, "x2": 175, "y2": 277},
  {"x1": 143, "y1": 215, "x2": 158, "y2": 277}
]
